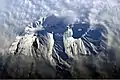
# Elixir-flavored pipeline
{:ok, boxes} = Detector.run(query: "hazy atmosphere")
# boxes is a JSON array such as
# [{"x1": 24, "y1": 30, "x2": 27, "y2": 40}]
[{"x1": 0, "y1": 0, "x2": 120, "y2": 79}]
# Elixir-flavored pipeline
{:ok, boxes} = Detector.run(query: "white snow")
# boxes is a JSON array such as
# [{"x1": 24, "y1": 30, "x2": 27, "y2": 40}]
[{"x1": 0, "y1": 0, "x2": 120, "y2": 78}]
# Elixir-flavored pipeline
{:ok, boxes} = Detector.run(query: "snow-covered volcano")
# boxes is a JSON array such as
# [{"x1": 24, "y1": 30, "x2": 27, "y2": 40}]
[
  {"x1": 5, "y1": 15, "x2": 116, "y2": 78},
  {"x1": 0, "y1": 0, "x2": 120, "y2": 79}
]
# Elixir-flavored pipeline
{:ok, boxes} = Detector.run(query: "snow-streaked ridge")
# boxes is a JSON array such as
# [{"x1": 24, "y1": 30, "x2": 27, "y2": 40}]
[{"x1": 7, "y1": 15, "x2": 110, "y2": 78}]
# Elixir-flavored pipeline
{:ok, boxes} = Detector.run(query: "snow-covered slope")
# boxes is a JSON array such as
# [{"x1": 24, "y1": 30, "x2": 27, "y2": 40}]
[
  {"x1": 0, "y1": 0, "x2": 120, "y2": 78},
  {"x1": 8, "y1": 18, "x2": 57, "y2": 78},
  {"x1": 6, "y1": 15, "x2": 116, "y2": 78}
]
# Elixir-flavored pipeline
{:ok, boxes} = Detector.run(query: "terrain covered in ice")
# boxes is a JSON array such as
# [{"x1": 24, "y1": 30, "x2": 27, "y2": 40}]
[{"x1": 0, "y1": 0, "x2": 120, "y2": 78}]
